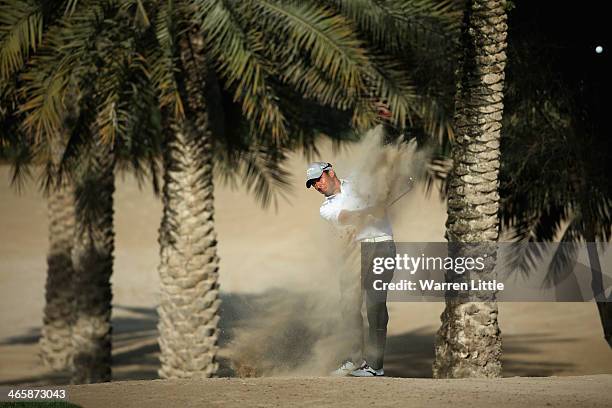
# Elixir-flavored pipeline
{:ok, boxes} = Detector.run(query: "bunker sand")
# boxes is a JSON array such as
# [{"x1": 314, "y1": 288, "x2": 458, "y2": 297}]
[{"x1": 1, "y1": 137, "x2": 611, "y2": 389}]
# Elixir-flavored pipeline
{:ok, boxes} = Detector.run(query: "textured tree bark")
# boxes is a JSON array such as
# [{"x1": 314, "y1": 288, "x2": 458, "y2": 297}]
[
  {"x1": 70, "y1": 144, "x2": 115, "y2": 384},
  {"x1": 157, "y1": 30, "x2": 221, "y2": 379},
  {"x1": 585, "y1": 226, "x2": 612, "y2": 348},
  {"x1": 40, "y1": 177, "x2": 76, "y2": 371},
  {"x1": 433, "y1": 0, "x2": 507, "y2": 378}
]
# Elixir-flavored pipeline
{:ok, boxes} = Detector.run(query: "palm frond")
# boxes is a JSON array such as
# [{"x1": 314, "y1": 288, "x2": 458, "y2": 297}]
[
  {"x1": 18, "y1": 57, "x2": 71, "y2": 142},
  {"x1": 64, "y1": 0, "x2": 80, "y2": 16},
  {"x1": 238, "y1": 144, "x2": 292, "y2": 210},
  {"x1": 49, "y1": 76, "x2": 98, "y2": 195},
  {"x1": 273, "y1": 49, "x2": 353, "y2": 110},
  {"x1": 252, "y1": 0, "x2": 369, "y2": 90},
  {"x1": 149, "y1": 0, "x2": 184, "y2": 119},
  {"x1": 112, "y1": 52, "x2": 163, "y2": 193},
  {"x1": 503, "y1": 241, "x2": 549, "y2": 281},
  {"x1": 591, "y1": 196, "x2": 612, "y2": 242},
  {"x1": 325, "y1": 0, "x2": 403, "y2": 51},
  {"x1": 359, "y1": 57, "x2": 421, "y2": 129},
  {"x1": 118, "y1": 0, "x2": 151, "y2": 29},
  {"x1": 0, "y1": 0, "x2": 45, "y2": 80},
  {"x1": 214, "y1": 128, "x2": 293, "y2": 211},
  {"x1": 499, "y1": 203, "x2": 567, "y2": 280},
  {"x1": 17, "y1": 2, "x2": 108, "y2": 142},
  {"x1": 326, "y1": 0, "x2": 460, "y2": 53},
  {"x1": 94, "y1": 22, "x2": 150, "y2": 147},
  {"x1": 0, "y1": 94, "x2": 33, "y2": 192},
  {"x1": 423, "y1": 154, "x2": 451, "y2": 198},
  {"x1": 96, "y1": 58, "x2": 125, "y2": 146},
  {"x1": 382, "y1": 0, "x2": 461, "y2": 48},
  {"x1": 210, "y1": 83, "x2": 290, "y2": 209},
  {"x1": 7, "y1": 141, "x2": 34, "y2": 192},
  {"x1": 196, "y1": 0, "x2": 288, "y2": 142},
  {"x1": 543, "y1": 217, "x2": 583, "y2": 288},
  {"x1": 417, "y1": 95, "x2": 454, "y2": 142}
]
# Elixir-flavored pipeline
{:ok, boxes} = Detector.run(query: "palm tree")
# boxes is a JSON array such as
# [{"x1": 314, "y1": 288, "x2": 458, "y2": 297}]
[
  {"x1": 500, "y1": 27, "x2": 611, "y2": 347},
  {"x1": 1, "y1": 1, "x2": 161, "y2": 382},
  {"x1": 0, "y1": 15, "x2": 76, "y2": 369},
  {"x1": 432, "y1": 0, "x2": 508, "y2": 378}
]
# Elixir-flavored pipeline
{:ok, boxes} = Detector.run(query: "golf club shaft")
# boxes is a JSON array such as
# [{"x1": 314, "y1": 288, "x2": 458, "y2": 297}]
[{"x1": 387, "y1": 179, "x2": 415, "y2": 207}]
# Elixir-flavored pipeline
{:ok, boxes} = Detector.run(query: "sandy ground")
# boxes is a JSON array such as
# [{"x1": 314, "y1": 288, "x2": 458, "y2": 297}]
[
  {"x1": 1, "y1": 137, "x2": 611, "y2": 404},
  {"x1": 62, "y1": 375, "x2": 612, "y2": 408}
]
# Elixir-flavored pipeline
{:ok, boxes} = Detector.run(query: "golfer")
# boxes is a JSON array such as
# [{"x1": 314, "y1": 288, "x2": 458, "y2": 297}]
[{"x1": 307, "y1": 162, "x2": 396, "y2": 377}]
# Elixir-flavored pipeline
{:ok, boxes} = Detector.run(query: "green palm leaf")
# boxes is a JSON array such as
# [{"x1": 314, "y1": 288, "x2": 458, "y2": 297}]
[
  {"x1": 17, "y1": 2, "x2": 107, "y2": 142},
  {"x1": 150, "y1": 0, "x2": 183, "y2": 119},
  {"x1": 0, "y1": 0, "x2": 45, "y2": 80},
  {"x1": 326, "y1": 0, "x2": 460, "y2": 53},
  {"x1": 197, "y1": 0, "x2": 288, "y2": 142},
  {"x1": 253, "y1": 0, "x2": 368, "y2": 91}
]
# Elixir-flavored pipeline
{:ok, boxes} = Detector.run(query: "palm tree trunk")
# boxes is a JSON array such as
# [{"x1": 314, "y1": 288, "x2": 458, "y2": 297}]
[
  {"x1": 585, "y1": 226, "x2": 612, "y2": 348},
  {"x1": 433, "y1": 0, "x2": 507, "y2": 378},
  {"x1": 70, "y1": 144, "x2": 115, "y2": 383},
  {"x1": 39, "y1": 177, "x2": 76, "y2": 371},
  {"x1": 157, "y1": 31, "x2": 221, "y2": 379}
]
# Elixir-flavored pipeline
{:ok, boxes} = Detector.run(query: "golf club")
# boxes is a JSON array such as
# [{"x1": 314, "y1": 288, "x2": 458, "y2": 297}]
[{"x1": 387, "y1": 177, "x2": 415, "y2": 208}]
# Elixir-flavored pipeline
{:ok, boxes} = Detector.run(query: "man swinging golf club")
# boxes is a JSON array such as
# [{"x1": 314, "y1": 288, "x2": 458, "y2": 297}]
[{"x1": 307, "y1": 162, "x2": 397, "y2": 377}]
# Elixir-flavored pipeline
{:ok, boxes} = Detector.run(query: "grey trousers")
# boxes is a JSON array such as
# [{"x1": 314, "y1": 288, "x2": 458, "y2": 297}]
[{"x1": 339, "y1": 240, "x2": 396, "y2": 370}]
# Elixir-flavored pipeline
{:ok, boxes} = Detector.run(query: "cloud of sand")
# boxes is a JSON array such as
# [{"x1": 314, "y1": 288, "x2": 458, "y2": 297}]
[
  {"x1": 341, "y1": 125, "x2": 431, "y2": 214},
  {"x1": 225, "y1": 228, "x2": 356, "y2": 377},
  {"x1": 226, "y1": 126, "x2": 431, "y2": 377}
]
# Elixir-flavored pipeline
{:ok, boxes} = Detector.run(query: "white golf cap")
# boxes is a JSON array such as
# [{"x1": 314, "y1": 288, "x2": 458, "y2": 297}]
[{"x1": 306, "y1": 162, "x2": 332, "y2": 188}]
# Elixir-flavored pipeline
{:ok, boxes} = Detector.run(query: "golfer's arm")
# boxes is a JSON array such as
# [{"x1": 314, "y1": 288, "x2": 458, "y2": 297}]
[
  {"x1": 337, "y1": 209, "x2": 354, "y2": 225},
  {"x1": 337, "y1": 206, "x2": 385, "y2": 225}
]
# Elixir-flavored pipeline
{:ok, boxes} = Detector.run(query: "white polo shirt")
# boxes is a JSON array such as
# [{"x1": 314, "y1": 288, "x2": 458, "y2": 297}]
[{"x1": 319, "y1": 179, "x2": 393, "y2": 242}]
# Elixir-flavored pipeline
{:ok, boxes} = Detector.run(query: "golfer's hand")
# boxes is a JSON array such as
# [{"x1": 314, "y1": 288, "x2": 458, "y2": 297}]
[{"x1": 367, "y1": 205, "x2": 386, "y2": 219}]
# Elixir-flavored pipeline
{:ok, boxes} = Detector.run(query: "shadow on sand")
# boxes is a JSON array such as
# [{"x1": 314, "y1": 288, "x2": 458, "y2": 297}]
[{"x1": 0, "y1": 291, "x2": 576, "y2": 385}]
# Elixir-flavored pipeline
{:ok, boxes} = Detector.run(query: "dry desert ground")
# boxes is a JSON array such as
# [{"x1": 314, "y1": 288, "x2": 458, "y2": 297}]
[{"x1": 1, "y1": 138, "x2": 611, "y2": 406}]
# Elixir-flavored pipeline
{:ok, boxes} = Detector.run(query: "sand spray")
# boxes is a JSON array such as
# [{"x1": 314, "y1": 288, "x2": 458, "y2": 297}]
[{"x1": 226, "y1": 126, "x2": 432, "y2": 377}]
